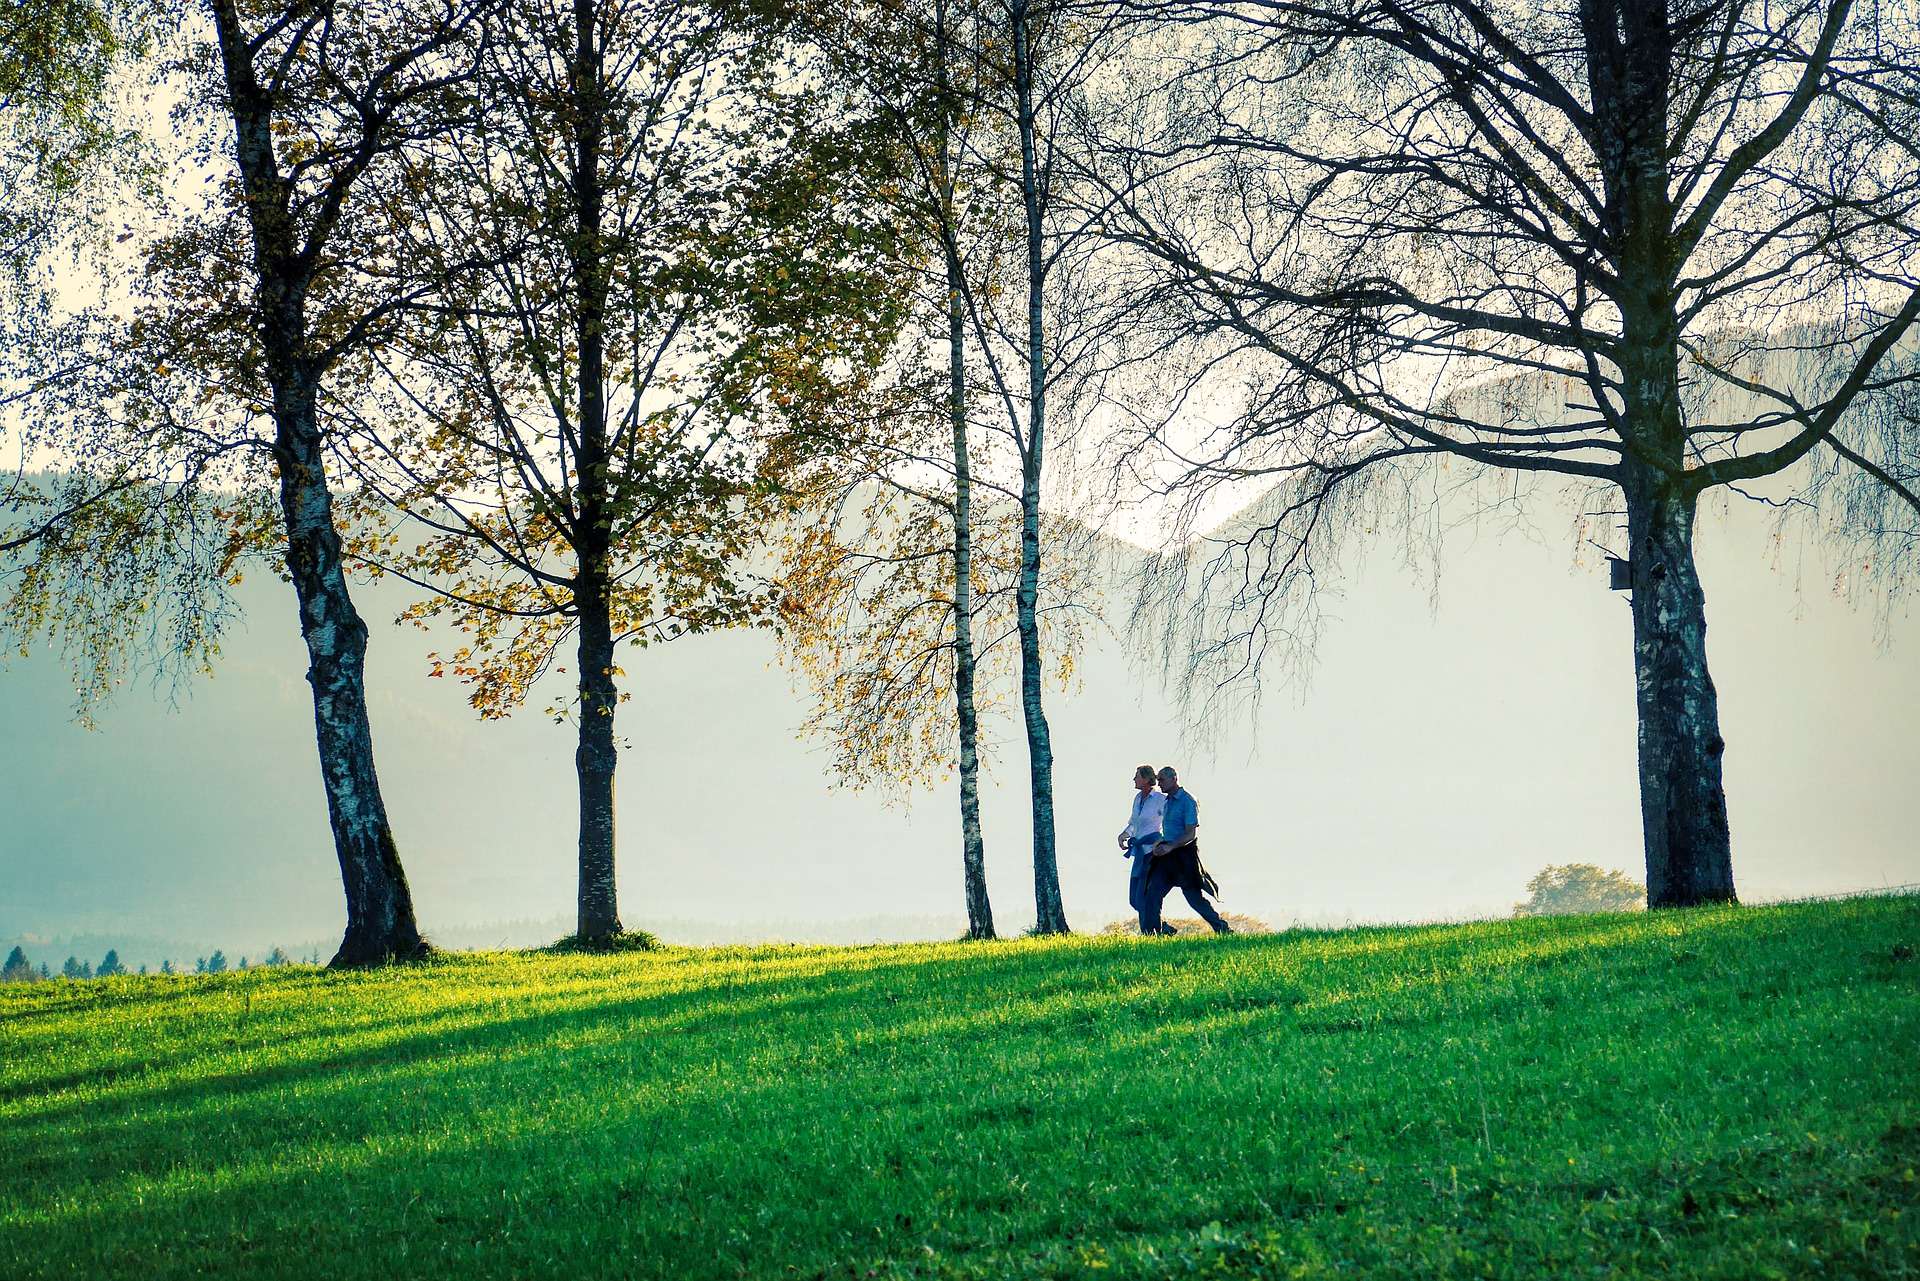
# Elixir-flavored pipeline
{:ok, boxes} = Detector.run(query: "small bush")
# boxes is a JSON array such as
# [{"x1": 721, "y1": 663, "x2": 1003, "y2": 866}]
[
  {"x1": 1099, "y1": 912, "x2": 1271, "y2": 936},
  {"x1": 545, "y1": 930, "x2": 661, "y2": 954},
  {"x1": 1515, "y1": 863, "x2": 1646, "y2": 917}
]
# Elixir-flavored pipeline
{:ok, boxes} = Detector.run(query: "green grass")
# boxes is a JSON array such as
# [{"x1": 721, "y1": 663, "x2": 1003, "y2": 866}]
[{"x1": 2, "y1": 897, "x2": 1916, "y2": 1280}]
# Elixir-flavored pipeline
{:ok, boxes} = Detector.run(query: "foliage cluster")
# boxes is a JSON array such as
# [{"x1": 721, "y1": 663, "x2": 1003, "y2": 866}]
[
  {"x1": 1514, "y1": 864, "x2": 1649, "y2": 918},
  {"x1": 779, "y1": 487, "x2": 1095, "y2": 794},
  {"x1": 0, "y1": 943, "x2": 302, "y2": 981},
  {"x1": 1098, "y1": 910, "x2": 1270, "y2": 936}
]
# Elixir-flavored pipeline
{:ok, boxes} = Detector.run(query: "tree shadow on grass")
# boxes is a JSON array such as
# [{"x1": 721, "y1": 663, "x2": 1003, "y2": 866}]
[
  {"x1": 3, "y1": 915, "x2": 1756, "y2": 1128},
  {"x1": 2, "y1": 907, "x2": 1818, "y2": 1138},
  {"x1": 7, "y1": 904, "x2": 1904, "y2": 1280},
  {"x1": 5, "y1": 976, "x2": 1326, "y2": 1278}
]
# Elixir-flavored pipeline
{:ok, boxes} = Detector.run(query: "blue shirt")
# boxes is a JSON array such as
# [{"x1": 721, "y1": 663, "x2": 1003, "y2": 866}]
[{"x1": 1161, "y1": 787, "x2": 1198, "y2": 845}]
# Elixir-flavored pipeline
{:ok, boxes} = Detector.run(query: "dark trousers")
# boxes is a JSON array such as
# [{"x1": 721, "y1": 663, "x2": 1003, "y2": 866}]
[{"x1": 1140, "y1": 848, "x2": 1228, "y2": 934}]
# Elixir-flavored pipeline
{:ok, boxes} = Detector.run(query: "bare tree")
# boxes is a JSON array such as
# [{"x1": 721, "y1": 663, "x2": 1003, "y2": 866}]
[{"x1": 1093, "y1": 0, "x2": 1920, "y2": 906}]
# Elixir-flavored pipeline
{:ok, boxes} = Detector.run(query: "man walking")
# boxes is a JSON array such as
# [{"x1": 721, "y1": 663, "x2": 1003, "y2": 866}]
[
  {"x1": 1118, "y1": 765, "x2": 1167, "y2": 931},
  {"x1": 1141, "y1": 766, "x2": 1231, "y2": 935}
]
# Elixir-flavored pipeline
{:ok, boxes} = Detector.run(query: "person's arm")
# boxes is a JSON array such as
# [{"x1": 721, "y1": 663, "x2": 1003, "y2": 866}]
[
  {"x1": 1153, "y1": 795, "x2": 1198, "y2": 855},
  {"x1": 1175, "y1": 798, "x2": 1200, "y2": 850}
]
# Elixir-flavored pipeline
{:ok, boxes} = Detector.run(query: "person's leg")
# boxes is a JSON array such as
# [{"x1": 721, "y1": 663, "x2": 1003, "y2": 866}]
[
  {"x1": 1129, "y1": 870, "x2": 1147, "y2": 925},
  {"x1": 1141, "y1": 863, "x2": 1176, "y2": 935},
  {"x1": 1180, "y1": 885, "x2": 1231, "y2": 933},
  {"x1": 1138, "y1": 863, "x2": 1158, "y2": 933}
]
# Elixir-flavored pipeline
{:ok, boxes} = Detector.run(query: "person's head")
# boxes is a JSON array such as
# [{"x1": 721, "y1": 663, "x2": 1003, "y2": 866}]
[
  {"x1": 1157, "y1": 766, "x2": 1179, "y2": 794},
  {"x1": 1133, "y1": 765, "x2": 1156, "y2": 794}
]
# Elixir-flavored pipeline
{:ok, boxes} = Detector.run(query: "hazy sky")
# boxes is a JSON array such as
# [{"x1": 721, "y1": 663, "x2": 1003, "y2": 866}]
[{"x1": 2, "y1": 480, "x2": 1914, "y2": 956}]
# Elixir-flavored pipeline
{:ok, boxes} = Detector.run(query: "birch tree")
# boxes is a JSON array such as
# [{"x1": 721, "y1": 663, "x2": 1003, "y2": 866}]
[
  {"x1": 949, "y1": 0, "x2": 1123, "y2": 933},
  {"x1": 786, "y1": 0, "x2": 1120, "y2": 937},
  {"x1": 114, "y1": 0, "x2": 492, "y2": 963},
  {"x1": 777, "y1": 0, "x2": 1017, "y2": 939}
]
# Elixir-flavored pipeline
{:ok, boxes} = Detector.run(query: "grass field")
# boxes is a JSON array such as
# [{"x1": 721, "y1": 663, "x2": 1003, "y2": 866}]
[{"x1": 3, "y1": 896, "x2": 1916, "y2": 1280}]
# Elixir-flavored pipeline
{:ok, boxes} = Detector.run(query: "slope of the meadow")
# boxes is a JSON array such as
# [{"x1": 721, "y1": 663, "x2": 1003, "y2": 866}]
[{"x1": 2, "y1": 897, "x2": 1916, "y2": 1280}]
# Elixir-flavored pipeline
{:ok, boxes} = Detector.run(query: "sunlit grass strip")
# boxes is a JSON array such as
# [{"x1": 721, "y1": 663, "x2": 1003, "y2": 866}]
[{"x1": 2, "y1": 898, "x2": 1916, "y2": 1279}]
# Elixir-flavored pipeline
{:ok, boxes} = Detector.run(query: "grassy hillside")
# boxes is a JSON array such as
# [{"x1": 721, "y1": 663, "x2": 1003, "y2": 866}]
[{"x1": 2, "y1": 897, "x2": 1916, "y2": 1280}]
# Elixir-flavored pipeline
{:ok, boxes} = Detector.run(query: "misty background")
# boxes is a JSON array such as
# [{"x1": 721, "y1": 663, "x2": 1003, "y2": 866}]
[{"x1": 2, "y1": 484, "x2": 1915, "y2": 968}]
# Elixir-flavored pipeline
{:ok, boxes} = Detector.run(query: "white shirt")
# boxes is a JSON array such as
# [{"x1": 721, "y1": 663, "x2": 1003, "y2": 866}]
[{"x1": 1129, "y1": 790, "x2": 1167, "y2": 842}]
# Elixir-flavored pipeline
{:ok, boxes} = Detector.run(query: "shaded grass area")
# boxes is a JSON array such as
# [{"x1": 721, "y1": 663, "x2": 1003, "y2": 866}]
[{"x1": 2, "y1": 897, "x2": 1916, "y2": 1279}]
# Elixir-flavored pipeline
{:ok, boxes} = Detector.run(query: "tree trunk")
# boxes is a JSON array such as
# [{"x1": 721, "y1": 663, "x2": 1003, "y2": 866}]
[
  {"x1": 570, "y1": 0, "x2": 623, "y2": 944},
  {"x1": 275, "y1": 381, "x2": 425, "y2": 967},
  {"x1": 1590, "y1": 0, "x2": 1733, "y2": 909},
  {"x1": 937, "y1": 2, "x2": 994, "y2": 942},
  {"x1": 951, "y1": 341, "x2": 994, "y2": 941},
  {"x1": 1622, "y1": 461, "x2": 1736, "y2": 908},
  {"x1": 574, "y1": 577, "x2": 623, "y2": 941},
  {"x1": 1012, "y1": 0, "x2": 1067, "y2": 935}
]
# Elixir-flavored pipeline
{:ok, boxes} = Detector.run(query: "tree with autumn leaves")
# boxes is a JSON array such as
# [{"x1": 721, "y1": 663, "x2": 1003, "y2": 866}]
[
  {"x1": 777, "y1": 0, "x2": 1016, "y2": 942},
  {"x1": 340, "y1": 0, "x2": 911, "y2": 946},
  {"x1": 776, "y1": 0, "x2": 1124, "y2": 938}
]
